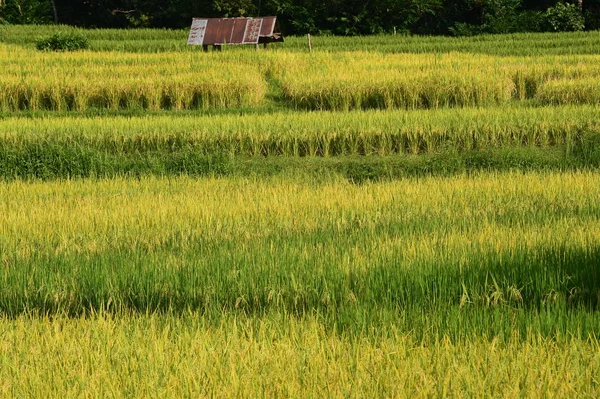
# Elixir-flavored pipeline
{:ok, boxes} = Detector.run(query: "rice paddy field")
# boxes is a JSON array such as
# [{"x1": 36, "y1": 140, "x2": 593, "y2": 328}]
[{"x1": 0, "y1": 25, "x2": 599, "y2": 397}]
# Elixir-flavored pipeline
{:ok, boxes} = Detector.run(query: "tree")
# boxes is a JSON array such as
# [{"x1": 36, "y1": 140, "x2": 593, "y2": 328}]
[
  {"x1": 49, "y1": 0, "x2": 57, "y2": 22},
  {"x1": 545, "y1": 1, "x2": 585, "y2": 31},
  {"x1": 0, "y1": 0, "x2": 51, "y2": 24}
]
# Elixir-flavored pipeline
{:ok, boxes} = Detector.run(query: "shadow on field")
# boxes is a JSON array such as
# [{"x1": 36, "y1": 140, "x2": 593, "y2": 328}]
[
  {"x1": 1, "y1": 144, "x2": 598, "y2": 182},
  {"x1": 362, "y1": 244, "x2": 600, "y2": 312},
  {"x1": 0, "y1": 243, "x2": 598, "y2": 318}
]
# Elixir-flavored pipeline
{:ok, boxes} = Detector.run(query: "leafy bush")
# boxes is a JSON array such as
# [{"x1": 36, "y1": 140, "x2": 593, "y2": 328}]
[
  {"x1": 35, "y1": 32, "x2": 89, "y2": 51},
  {"x1": 449, "y1": 0, "x2": 543, "y2": 36},
  {"x1": 481, "y1": 0, "x2": 523, "y2": 34},
  {"x1": 544, "y1": 2, "x2": 585, "y2": 32}
]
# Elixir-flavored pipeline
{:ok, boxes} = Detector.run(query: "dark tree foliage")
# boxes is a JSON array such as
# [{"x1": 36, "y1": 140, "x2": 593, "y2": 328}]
[
  {"x1": 1, "y1": 0, "x2": 599, "y2": 35},
  {"x1": 0, "y1": 0, "x2": 52, "y2": 24}
]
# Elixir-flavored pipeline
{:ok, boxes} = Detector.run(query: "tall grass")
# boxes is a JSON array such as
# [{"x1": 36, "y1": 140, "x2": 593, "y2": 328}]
[
  {"x1": 273, "y1": 52, "x2": 600, "y2": 110},
  {"x1": 0, "y1": 106, "x2": 597, "y2": 179},
  {"x1": 1, "y1": 314, "x2": 599, "y2": 397},
  {"x1": 3, "y1": 44, "x2": 600, "y2": 111},
  {"x1": 1, "y1": 26, "x2": 599, "y2": 395},
  {"x1": 536, "y1": 78, "x2": 600, "y2": 105},
  {"x1": 276, "y1": 52, "x2": 514, "y2": 110},
  {"x1": 0, "y1": 172, "x2": 598, "y2": 338},
  {"x1": 0, "y1": 105, "x2": 597, "y2": 156},
  {"x1": 0, "y1": 46, "x2": 266, "y2": 111}
]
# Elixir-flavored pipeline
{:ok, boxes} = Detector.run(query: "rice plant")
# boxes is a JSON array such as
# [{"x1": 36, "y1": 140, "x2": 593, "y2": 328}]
[
  {"x1": 0, "y1": 313, "x2": 599, "y2": 397},
  {"x1": 0, "y1": 46, "x2": 266, "y2": 111},
  {"x1": 0, "y1": 172, "x2": 598, "y2": 325}
]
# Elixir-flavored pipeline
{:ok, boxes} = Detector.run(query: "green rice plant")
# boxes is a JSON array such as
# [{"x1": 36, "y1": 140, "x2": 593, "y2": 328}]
[
  {"x1": 274, "y1": 30, "x2": 600, "y2": 57},
  {"x1": 0, "y1": 105, "x2": 597, "y2": 161},
  {"x1": 0, "y1": 172, "x2": 598, "y2": 332},
  {"x1": 1, "y1": 26, "x2": 599, "y2": 397}
]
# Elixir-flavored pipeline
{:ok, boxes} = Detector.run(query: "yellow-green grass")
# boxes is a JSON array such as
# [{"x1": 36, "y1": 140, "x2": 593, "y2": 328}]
[
  {"x1": 4, "y1": 43, "x2": 600, "y2": 112},
  {"x1": 0, "y1": 45, "x2": 266, "y2": 111},
  {"x1": 273, "y1": 52, "x2": 600, "y2": 110},
  {"x1": 0, "y1": 105, "x2": 597, "y2": 180},
  {"x1": 536, "y1": 77, "x2": 600, "y2": 105},
  {"x1": 276, "y1": 52, "x2": 514, "y2": 110},
  {"x1": 0, "y1": 172, "x2": 598, "y2": 338},
  {"x1": 2, "y1": 172, "x2": 598, "y2": 259},
  {"x1": 1, "y1": 105, "x2": 598, "y2": 155},
  {"x1": 1, "y1": 313, "x2": 599, "y2": 398},
  {"x1": 0, "y1": 25, "x2": 598, "y2": 396}
]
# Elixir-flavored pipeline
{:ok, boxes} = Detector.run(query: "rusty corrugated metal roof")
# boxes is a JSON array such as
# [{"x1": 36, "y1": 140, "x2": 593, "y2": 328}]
[{"x1": 188, "y1": 17, "x2": 283, "y2": 46}]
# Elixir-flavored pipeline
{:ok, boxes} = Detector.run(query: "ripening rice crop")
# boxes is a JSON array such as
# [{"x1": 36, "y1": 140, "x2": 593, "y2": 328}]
[
  {"x1": 0, "y1": 105, "x2": 596, "y2": 157},
  {"x1": 0, "y1": 45, "x2": 266, "y2": 111},
  {"x1": 1, "y1": 314, "x2": 599, "y2": 398},
  {"x1": 275, "y1": 52, "x2": 515, "y2": 110},
  {"x1": 536, "y1": 77, "x2": 600, "y2": 106},
  {"x1": 0, "y1": 171, "x2": 598, "y2": 329},
  {"x1": 272, "y1": 52, "x2": 600, "y2": 110},
  {"x1": 4, "y1": 43, "x2": 600, "y2": 112},
  {"x1": 0, "y1": 26, "x2": 599, "y2": 397}
]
